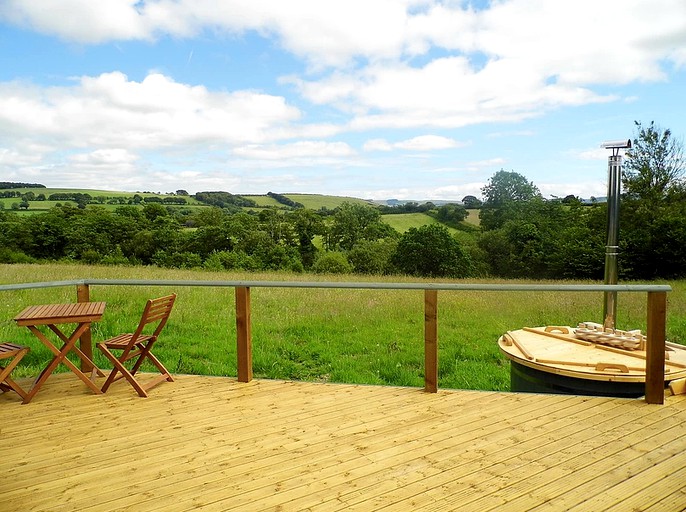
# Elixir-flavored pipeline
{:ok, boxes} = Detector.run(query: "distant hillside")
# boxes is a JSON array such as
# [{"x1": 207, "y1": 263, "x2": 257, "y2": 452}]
[
  {"x1": 0, "y1": 186, "x2": 376, "y2": 213},
  {"x1": 278, "y1": 194, "x2": 373, "y2": 210},
  {"x1": 381, "y1": 213, "x2": 455, "y2": 234}
]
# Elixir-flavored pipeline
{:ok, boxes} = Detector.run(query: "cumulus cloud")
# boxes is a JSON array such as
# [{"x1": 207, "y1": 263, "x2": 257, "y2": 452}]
[
  {"x1": 2, "y1": 1, "x2": 684, "y2": 133},
  {"x1": 0, "y1": 71, "x2": 301, "y2": 152},
  {"x1": 233, "y1": 141, "x2": 355, "y2": 160},
  {"x1": 365, "y1": 135, "x2": 464, "y2": 152}
]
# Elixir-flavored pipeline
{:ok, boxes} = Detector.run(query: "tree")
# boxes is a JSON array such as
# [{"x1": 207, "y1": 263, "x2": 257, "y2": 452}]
[
  {"x1": 461, "y1": 195, "x2": 482, "y2": 208},
  {"x1": 436, "y1": 204, "x2": 467, "y2": 225},
  {"x1": 326, "y1": 202, "x2": 396, "y2": 251},
  {"x1": 623, "y1": 121, "x2": 685, "y2": 202},
  {"x1": 476, "y1": 198, "x2": 578, "y2": 278},
  {"x1": 479, "y1": 170, "x2": 540, "y2": 231},
  {"x1": 289, "y1": 209, "x2": 324, "y2": 268},
  {"x1": 392, "y1": 224, "x2": 471, "y2": 278},
  {"x1": 481, "y1": 169, "x2": 540, "y2": 205}
]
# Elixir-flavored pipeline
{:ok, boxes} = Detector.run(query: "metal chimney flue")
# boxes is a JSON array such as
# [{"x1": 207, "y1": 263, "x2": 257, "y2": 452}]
[{"x1": 600, "y1": 138, "x2": 631, "y2": 328}]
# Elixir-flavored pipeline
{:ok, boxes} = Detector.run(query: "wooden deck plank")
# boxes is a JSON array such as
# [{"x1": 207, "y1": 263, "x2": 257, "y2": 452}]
[
  {"x1": 76, "y1": 392, "x2": 523, "y2": 511},
  {"x1": 331, "y1": 397, "x2": 665, "y2": 511},
  {"x1": 588, "y1": 461, "x2": 686, "y2": 511},
  {"x1": 335, "y1": 401, "x2": 628, "y2": 510},
  {"x1": 303, "y1": 397, "x2": 624, "y2": 511},
  {"x1": 2, "y1": 374, "x2": 686, "y2": 512},
  {"x1": 138, "y1": 394, "x2": 582, "y2": 509},
  {"x1": 446, "y1": 401, "x2": 686, "y2": 512},
  {"x1": 643, "y1": 487, "x2": 686, "y2": 512}
]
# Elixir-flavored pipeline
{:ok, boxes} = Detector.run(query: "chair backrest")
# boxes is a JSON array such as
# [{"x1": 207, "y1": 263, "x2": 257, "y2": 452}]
[{"x1": 130, "y1": 294, "x2": 177, "y2": 342}]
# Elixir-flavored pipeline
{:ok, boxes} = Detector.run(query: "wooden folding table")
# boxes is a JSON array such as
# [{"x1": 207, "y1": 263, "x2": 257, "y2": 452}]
[{"x1": 14, "y1": 302, "x2": 106, "y2": 404}]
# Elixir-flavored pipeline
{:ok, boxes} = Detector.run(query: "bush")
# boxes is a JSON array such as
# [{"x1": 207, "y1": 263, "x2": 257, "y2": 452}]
[
  {"x1": 347, "y1": 239, "x2": 397, "y2": 275},
  {"x1": 101, "y1": 247, "x2": 131, "y2": 266},
  {"x1": 0, "y1": 248, "x2": 37, "y2": 264},
  {"x1": 392, "y1": 224, "x2": 472, "y2": 278},
  {"x1": 152, "y1": 250, "x2": 203, "y2": 269},
  {"x1": 311, "y1": 252, "x2": 353, "y2": 274}
]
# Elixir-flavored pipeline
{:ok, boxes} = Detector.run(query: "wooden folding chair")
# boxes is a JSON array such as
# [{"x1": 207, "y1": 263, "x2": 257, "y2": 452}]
[
  {"x1": 97, "y1": 294, "x2": 177, "y2": 397},
  {"x1": 0, "y1": 342, "x2": 29, "y2": 400}
]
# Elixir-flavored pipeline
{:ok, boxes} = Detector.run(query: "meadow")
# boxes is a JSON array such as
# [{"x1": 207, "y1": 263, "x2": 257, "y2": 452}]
[
  {"x1": 380, "y1": 212, "x2": 455, "y2": 234},
  {"x1": 2, "y1": 263, "x2": 684, "y2": 392}
]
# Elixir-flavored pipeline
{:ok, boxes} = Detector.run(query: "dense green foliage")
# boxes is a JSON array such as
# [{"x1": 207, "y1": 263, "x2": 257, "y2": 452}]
[
  {"x1": 1, "y1": 120, "x2": 684, "y2": 281},
  {"x1": 392, "y1": 224, "x2": 471, "y2": 278}
]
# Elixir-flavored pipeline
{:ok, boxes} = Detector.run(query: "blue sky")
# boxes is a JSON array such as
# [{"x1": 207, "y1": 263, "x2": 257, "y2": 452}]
[{"x1": 1, "y1": 1, "x2": 685, "y2": 201}]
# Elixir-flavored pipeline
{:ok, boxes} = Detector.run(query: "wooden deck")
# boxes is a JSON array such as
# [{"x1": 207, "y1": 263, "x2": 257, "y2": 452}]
[{"x1": 3, "y1": 374, "x2": 686, "y2": 511}]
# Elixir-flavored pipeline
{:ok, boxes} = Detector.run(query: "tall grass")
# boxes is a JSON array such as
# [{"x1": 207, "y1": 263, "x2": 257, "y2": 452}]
[{"x1": 1, "y1": 263, "x2": 684, "y2": 392}]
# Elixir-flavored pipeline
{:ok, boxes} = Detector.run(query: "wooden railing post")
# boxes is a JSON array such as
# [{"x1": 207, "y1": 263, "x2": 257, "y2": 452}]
[
  {"x1": 235, "y1": 286, "x2": 253, "y2": 382},
  {"x1": 645, "y1": 291, "x2": 667, "y2": 404},
  {"x1": 76, "y1": 283, "x2": 94, "y2": 373},
  {"x1": 424, "y1": 289, "x2": 438, "y2": 393}
]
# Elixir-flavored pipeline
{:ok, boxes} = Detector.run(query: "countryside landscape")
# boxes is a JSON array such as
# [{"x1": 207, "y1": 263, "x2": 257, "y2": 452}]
[
  {"x1": 4, "y1": 4, "x2": 686, "y2": 510},
  {"x1": 2, "y1": 122, "x2": 686, "y2": 391}
]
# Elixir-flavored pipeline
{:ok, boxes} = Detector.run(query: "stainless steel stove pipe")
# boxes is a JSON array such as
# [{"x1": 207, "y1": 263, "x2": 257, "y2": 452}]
[
  {"x1": 600, "y1": 139, "x2": 631, "y2": 329},
  {"x1": 603, "y1": 154, "x2": 622, "y2": 328}
]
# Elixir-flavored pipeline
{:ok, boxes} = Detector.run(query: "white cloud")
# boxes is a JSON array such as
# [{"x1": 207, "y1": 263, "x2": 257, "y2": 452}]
[
  {"x1": 0, "y1": 71, "x2": 302, "y2": 153},
  {"x1": 577, "y1": 147, "x2": 630, "y2": 161},
  {"x1": 3, "y1": 1, "x2": 684, "y2": 134},
  {"x1": 365, "y1": 135, "x2": 464, "y2": 152},
  {"x1": 233, "y1": 141, "x2": 354, "y2": 160},
  {"x1": 68, "y1": 148, "x2": 138, "y2": 168},
  {"x1": 394, "y1": 135, "x2": 463, "y2": 151},
  {"x1": 4, "y1": 1, "x2": 685, "y2": 75},
  {"x1": 0, "y1": 0, "x2": 152, "y2": 43},
  {"x1": 363, "y1": 139, "x2": 393, "y2": 152},
  {"x1": 461, "y1": 158, "x2": 507, "y2": 172},
  {"x1": 1, "y1": 1, "x2": 685, "y2": 197}
]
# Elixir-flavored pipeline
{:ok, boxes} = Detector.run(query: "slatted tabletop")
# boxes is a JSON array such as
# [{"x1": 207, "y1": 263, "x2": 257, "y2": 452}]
[{"x1": 14, "y1": 302, "x2": 106, "y2": 326}]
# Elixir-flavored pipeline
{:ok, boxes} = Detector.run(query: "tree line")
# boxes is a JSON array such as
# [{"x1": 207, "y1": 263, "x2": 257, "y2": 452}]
[{"x1": 0, "y1": 121, "x2": 683, "y2": 281}]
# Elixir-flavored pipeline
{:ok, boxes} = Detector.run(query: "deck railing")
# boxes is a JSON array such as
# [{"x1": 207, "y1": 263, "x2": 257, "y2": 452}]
[{"x1": 0, "y1": 279, "x2": 672, "y2": 404}]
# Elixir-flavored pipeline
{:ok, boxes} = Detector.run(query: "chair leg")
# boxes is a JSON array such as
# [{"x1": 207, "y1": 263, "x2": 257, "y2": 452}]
[
  {"x1": 98, "y1": 344, "x2": 148, "y2": 397},
  {"x1": 145, "y1": 352, "x2": 174, "y2": 383},
  {"x1": 0, "y1": 347, "x2": 29, "y2": 400},
  {"x1": 0, "y1": 376, "x2": 28, "y2": 400}
]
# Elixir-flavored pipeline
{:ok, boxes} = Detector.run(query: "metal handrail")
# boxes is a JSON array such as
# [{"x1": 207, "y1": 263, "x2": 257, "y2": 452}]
[
  {"x1": 0, "y1": 278, "x2": 671, "y2": 403},
  {"x1": 0, "y1": 279, "x2": 672, "y2": 293}
]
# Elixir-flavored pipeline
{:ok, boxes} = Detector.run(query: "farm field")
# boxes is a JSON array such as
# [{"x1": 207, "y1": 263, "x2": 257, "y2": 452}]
[
  {"x1": 381, "y1": 212, "x2": 451, "y2": 233},
  {"x1": 241, "y1": 194, "x2": 283, "y2": 207},
  {"x1": 465, "y1": 208, "x2": 480, "y2": 225},
  {"x1": 2, "y1": 263, "x2": 683, "y2": 393},
  {"x1": 1, "y1": 187, "x2": 376, "y2": 212},
  {"x1": 281, "y1": 193, "x2": 372, "y2": 210}
]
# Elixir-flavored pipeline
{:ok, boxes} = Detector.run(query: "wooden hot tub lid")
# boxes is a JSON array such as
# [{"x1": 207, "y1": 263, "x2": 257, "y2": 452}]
[{"x1": 498, "y1": 326, "x2": 686, "y2": 383}]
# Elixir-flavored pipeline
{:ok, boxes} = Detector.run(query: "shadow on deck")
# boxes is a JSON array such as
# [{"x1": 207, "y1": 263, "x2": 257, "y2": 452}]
[{"x1": 3, "y1": 374, "x2": 686, "y2": 511}]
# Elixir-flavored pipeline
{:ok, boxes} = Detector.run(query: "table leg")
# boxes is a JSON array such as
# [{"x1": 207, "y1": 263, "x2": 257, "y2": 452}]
[
  {"x1": 48, "y1": 324, "x2": 105, "y2": 378},
  {"x1": 23, "y1": 323, "x2": 103, "y2": 404}
]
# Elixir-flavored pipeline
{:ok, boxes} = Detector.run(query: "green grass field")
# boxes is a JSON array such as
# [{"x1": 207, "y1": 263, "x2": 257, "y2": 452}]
[
  {"x1": 242, "y1": 195, "x2": 284, "y2": 207},
  {"x1": 282, "y1": 194, "x2": 372, "y2": 210},
  {"x1": 465, "y1": 208, "x2": 480, "y2": 226},
  {"x1": 381, "y1": 212, "x2": 459, "y2": 234},
  {"x1": 1, "y1": 187, "x2": 376, "y2": 212},
  {"x1": 2, "y1": 264, "x2": 683, "y2": 393}
]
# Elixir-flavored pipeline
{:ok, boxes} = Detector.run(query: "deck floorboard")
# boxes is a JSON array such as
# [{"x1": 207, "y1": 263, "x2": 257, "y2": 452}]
[{"x1": 2, "y1": 373, "x2": 686, "y2": 511}]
